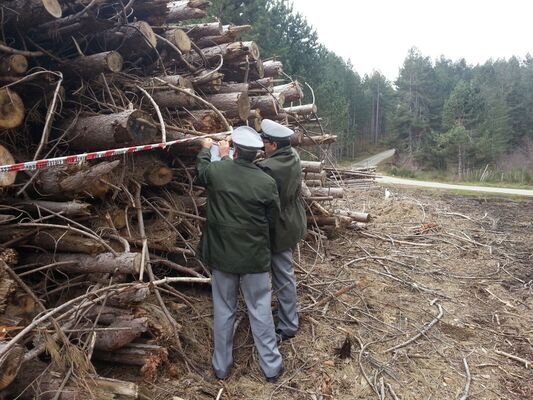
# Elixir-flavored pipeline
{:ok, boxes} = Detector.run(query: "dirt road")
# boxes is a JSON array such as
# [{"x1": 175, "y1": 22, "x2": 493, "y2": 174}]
[
  {"x1": 379, "y1": 175, "x2": 533, "y2": 197},
  {"x1": 352, "y1": 148, "x2": 396, "y2": 168}
]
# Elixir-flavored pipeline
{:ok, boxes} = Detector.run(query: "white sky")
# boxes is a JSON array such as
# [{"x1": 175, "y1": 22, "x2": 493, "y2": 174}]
[{"x1": 289, "y1": 0, "x2": 533, "y2": 81}]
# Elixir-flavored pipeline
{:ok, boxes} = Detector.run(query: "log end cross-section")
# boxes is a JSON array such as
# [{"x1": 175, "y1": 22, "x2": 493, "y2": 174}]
[{"x1": 0, "y1": 88, "x2": 24, "y2": 130}]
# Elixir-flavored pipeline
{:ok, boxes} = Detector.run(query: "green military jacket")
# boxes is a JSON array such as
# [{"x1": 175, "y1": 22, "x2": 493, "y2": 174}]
[
  {"x1": 196, "y1": 148, "x2": 281, "y2": 274},
  {"x1": 257, "y1": 146, "x2": 307, "y2": 252}
]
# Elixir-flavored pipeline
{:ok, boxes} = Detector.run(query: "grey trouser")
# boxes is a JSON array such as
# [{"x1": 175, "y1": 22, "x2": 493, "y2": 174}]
[
  {"x1": 271, "y1": 249, "x2": 299, "y2": 336},
  {"x1": 211, "y1": 269, "x2": 283, "y2": 379}
]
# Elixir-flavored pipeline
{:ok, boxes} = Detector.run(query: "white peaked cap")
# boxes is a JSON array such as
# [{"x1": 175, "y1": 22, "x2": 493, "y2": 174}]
[
  {"x1": 231, "y1": 126, "x2": 263, "y2": 149},
  {"x1": 261, "y1": 119, "x2": 294, "y2": 138}
]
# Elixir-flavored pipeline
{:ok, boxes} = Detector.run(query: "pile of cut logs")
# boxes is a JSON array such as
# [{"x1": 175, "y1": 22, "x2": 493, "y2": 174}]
[{"x1": 0, "y1": 0, "x2": 370, "y2": 397}]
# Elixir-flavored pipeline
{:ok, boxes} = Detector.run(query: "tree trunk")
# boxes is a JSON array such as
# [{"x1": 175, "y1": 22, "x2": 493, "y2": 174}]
[
  {"x1": 221, "y1": 59, "x2": 264, "y2": 81},
  {"x1": 204, "y1": 92, "x2": 250, "y2": 121},
  {"x1": 282, "y1": 103, "x2": 317, "y2": 118},
  {"x1": 301, "y1": 160, "x2": 323, "y2": 173},
  {"x1": 30, "y1": 229, "x2": 106, "y2": 254},
  {"x1": 13, "y1": 200, "x2": 92, "y2": 217},
  {"x1": 65, "y1": 110, "x2": 158, "y2": 151},
  {"x1": 189, "y1": 41, "x2": 260, "y2": 65},
  {"x1": 181, "y1": 22, "x2": 224, "y2": 39},
  {"x1": 107, "y1": 284, "x2": 150, "y2": 307},
  {"x1": 249, "y1": 77, "x2": 274, "y2": 90},
  {"x1": 195, "y1": 24, "x2": 251, "y2": 48},
  {"x1": 292, "y1": 134, "x2": 337, "y2": 146},
  {"x1": 249, "y1": 93, "x2": 284, "y2": 117},
  {"x1": 1, "y1": 0, "x2": 62, "y2": 27},
  {"x1": 334, "y1": 209, "x2": 371, "y2": 223},
  {"x1": 179, "y1": 110, "x2": 227, "y2": 133},
  {"x1": 23, "y1": 252, "x2": 142, "y2": 274},
  {"x1": 203, "y1": 82, "x2": 249, "y2": 94},
  {"x1": 0, "y1": 342, "x2": 25, "y2": 391},
  {"x1": 161, "y1": 28, "x2": 192, "y2": 53},
  {"x1": 62, "y1": 51, "x2": 123, "y2": 78},
  {"x1": 125, "y1": 153, "x2": 173, "y2": 187},
  {"x1": 100, "y1": 21, "x2": 157, "y2": 60},
  {"x1": 37, "y1": 160, "x2": 120, "y2": 198},
  {"x1": 263, "y1": 60, "x2": 283, "y2": 77},
  {"x1": 273, "y1": 81, "x2": 304, "y2": 102},
  {"x1": 0, "y1": 144, "x2": 16, "y2": 187},
  {"x1": 0, "y1": 88, "x2": 24, "y2": 129},
  {"x1": 0, "y1": 55, "x2": 28, "y2": 76},
  {"x1": 94, "y1": 316, "x2": 148, "y2": 351},
  {"x1": 152, "y1": 88, "x2": 197, "y2": 108},
  {"x1": 92, "y1": 342, "x2": 168, "y2": 366},
  {"x1": 166, "y1": 0, "x2": 209, "y2": 23},
  {"x1": 310, "y1": 187, "x2": 344, "y2": 198}
]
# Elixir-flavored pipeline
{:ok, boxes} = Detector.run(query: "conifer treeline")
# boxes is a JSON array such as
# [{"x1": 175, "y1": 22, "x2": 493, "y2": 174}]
[{"x1": 211, "y1": 0, "x2": 533, "y2": 174}]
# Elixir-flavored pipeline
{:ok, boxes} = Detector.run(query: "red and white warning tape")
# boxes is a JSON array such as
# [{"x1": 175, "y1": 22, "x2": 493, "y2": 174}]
[{"x1": 0, "y1": 132, "x2": 229, "y2": 173}]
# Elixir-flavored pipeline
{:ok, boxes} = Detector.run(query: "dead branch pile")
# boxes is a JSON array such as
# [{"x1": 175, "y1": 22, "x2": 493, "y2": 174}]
[{"x1": 0, "y1": 0, "x2": 371, "y2": 397}]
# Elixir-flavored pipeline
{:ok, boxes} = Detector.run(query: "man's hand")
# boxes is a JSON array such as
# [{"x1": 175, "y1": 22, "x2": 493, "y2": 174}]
[
  {"x1": 201, "y1": 138, "x2": 213, "y2": 149},
  {"x1": 218, "y1": 140, "x2": 230, "y2": 158}
]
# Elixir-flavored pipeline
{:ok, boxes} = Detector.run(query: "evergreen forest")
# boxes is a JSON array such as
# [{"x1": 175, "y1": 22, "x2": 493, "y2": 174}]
[{"x1": 210, "y1": 0, "x2": 533, "y2": 182}]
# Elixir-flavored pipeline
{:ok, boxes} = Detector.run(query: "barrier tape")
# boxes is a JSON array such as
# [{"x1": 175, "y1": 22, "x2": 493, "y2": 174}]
[{"x1": 0, "y1": 132, "x2": 230, "y2": 173}]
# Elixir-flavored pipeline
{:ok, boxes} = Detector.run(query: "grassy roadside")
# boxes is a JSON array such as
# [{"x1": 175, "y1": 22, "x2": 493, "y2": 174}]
[{"x1": 379, "y1": 166, "x2": 533, "y2": 190}]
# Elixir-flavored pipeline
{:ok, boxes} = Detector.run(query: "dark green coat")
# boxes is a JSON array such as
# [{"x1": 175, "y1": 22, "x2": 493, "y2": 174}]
[
  {"x1": 196, "y1": 148, "x2": 281, "y2": 274},
  {"x1": 258, "y1": 146, "x2": 307, "y2": 252}
]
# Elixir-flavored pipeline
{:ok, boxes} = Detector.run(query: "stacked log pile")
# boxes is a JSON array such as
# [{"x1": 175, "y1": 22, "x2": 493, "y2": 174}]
[{"x1": 0, "y1": 0, "x2": 366, "y2": 396}]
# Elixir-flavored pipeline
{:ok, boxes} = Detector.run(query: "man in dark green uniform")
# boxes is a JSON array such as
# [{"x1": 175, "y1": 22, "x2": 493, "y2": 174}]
[
  {"x1": 258, "y1": 119, "x2": 307, "y2": 341},
  {"x1": 196, "y1": 126, "x2": 283, "y2": 382}
]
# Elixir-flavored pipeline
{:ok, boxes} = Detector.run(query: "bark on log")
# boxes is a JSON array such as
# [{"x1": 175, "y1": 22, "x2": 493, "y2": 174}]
[
  {"x1": 203, "y1": 82, "x2": 249, "y2": 94},
  {"x1": 37, "y1": 160, "x2": 120, "y2": 198},
  {"x1": 107, "y1": 285, "x2": 150, "y2": 307},
  {"x1": 62, "y1": 51, "x2": 123, "y2": 78},
  {"x1": 292, "y1": 134, "x2": 337, "y2": 146},
  {"x1": 179, "y1": 110, "x2": 226, "y2": 133},
  {"x1": 249, "y1": 93, "x2": 284, "y2": 116},
  {"x1": 92, "y1": 343, "x2": 168, "y2": 367},
  {"x1": 334, "y1": 209, "x2": 371, "y2": 223},
  {"x1": 249, "y1": 77, "x2": 274, "y2": 90},
  {"x1": 182, "y1": 22, "x2": 224, "y2": 39},
  {"x1": 189, "y1": 41, "x2": 260, "y2": 65},
  {"x1": 150, "y1": 74, "x2": 194, "y2": 90},
  {"x1": 273, "y1": 81, "x2": 304, "y2": 102},
  {"x1": 65, "y1": 110, "x2": 158, "y2": 151},
  {"x1": 281, "y1": 103, "x2": 318, "y2": 119},
  {"x1": 222, "y1": 59, "x2": 264, "y2": 81},
  {"x1": 1, "y1": 0, "x2": 62, "y2": 27},
  {"x1": 301, "y1": 160, "x2": 323, "y2": 173},
  {"x1": 304, "y1": 180, "x2": 323, "y2": 187},
  {"x1": 152, "y1": 88, "x2": 197, "y2": 108},
  {"x1": 0, "y1": 343, "x2": 25, "y2": 391},
  {"x1": 0, "y1": 88, "x2": 24, "y2": 129},
  {"x1": 0, "y1": 55, "x2": 28, "y2": 75},
  {"x1": 125, "y1": 153, "x2": 173, "y2": 187},
  {"x1": 13, "y1": 200, "x2": 92, "y2": 217},
  {"x1": 100, "y1": 21, "x2": 157, "y2": 59},
  {"x1": 263, "y1": 60, "x2": 283, "y2": 77},
  {"x1": 204, "y1": 92, "x2": 250, "y2": 120},
  {"x1": 0, "y1": 144, "x2": 16, "y2": 187},
  {"x1": 94, "y1": 316, "x2": 148, "y2": 351},
  {"x1": 30, "y1": 229, "x2": 106, "y2": 254},
  {"x1": 310, "y1": 187, "x2": 344, "y2": 198},
  {"x1": 302, "y1": 171, "x2": 327, "y2": 182},
  {"x1": 166, "y1": 0, "x2": 209, "y2": 23},
  {"x1": 23, "y1": 252, "x2": 142, "y2": 274},
  {"x1": 161, "y1": 28, "x2": 192, "y2": 53},
  {"x1": 195, "y1": 24, "x2": 252, "y2": 48},
  {"x1": 0, "y1": 269, "x2": 16, "y2": 314}
]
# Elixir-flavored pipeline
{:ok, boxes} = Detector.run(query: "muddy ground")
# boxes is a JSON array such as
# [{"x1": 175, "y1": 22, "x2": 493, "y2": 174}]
[{"x1": 104, "y1": 187, "x2": 533, "y2": 399}]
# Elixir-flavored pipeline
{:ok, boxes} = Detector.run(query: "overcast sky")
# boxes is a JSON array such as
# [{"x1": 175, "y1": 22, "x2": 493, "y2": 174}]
[{"x1": 289, "y1": 0, "x2": 533, "y2": 81}]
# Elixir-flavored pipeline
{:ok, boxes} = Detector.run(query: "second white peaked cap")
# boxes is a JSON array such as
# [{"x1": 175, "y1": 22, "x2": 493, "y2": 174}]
[
  {"x1": 231, "y1": 126, "x2": 263, "y2": 149},
  {"x1": 261, "y1": 119, "x2": 294, "y2": 138}
]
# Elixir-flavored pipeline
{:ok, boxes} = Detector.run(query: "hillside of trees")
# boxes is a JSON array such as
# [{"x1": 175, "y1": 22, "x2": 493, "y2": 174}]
[{"x1": 211, "y1": 0, "x2": 533, "y2": 181}]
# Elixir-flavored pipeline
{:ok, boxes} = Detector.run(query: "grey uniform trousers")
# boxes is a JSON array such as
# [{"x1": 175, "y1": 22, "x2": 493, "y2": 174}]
[
  {"x1": 211, "y1": 269, "x2": 283, "y2": 379},
  {"x1": 271, "y1": 249, "x2": 299, "y2": 336}
]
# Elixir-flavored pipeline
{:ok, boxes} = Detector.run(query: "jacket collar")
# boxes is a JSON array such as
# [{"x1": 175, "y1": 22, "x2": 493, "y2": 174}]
[{"x1": 268, "y1": 146, "x2": 293, "y2": 158}]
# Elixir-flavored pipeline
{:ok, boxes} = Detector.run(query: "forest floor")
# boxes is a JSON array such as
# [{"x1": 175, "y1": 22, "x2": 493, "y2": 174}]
[{"x1": 102, "y1": 187, "x2": 533, "y2": 400}]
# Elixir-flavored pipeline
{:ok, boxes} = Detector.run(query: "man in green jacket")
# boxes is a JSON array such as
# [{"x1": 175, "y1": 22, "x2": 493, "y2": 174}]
[
  {"x1": 196, "y1": 126, "x2": 283, "y2": 382},
  {"x1": 258, "y1": 119, "x2": 307, "y2": 341}
]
